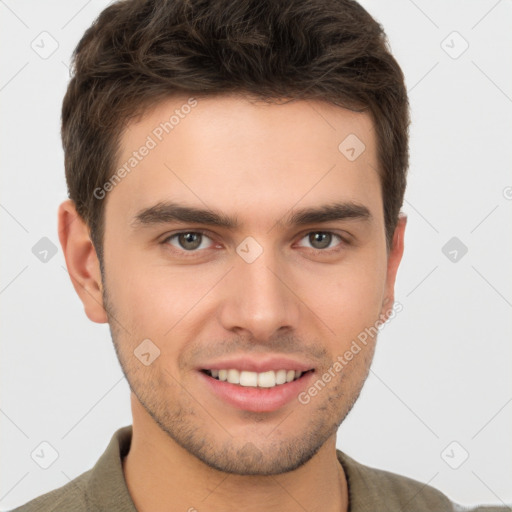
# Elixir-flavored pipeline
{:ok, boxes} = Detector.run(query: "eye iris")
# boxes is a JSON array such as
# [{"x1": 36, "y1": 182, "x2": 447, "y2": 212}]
[
  {"x1": 174, "y1": 232, "x2": 334, "y2": 251},
  {"x1": 310, "y1": 232, "x2": 331, "y2": 249},
  {"x1": 179, "y1": 232, "x2": 202, "y2": 250}
]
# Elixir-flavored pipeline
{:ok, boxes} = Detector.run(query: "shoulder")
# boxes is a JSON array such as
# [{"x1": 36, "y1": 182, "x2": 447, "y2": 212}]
[
  {"x1": 9, "y1": 469, "x2": 94, "y2": 512},
  {"x1": 10, "y1": 425, "x2": 134, "y2": 512},
  {"x1": 336, "y1": 450, "x2": 508, "y2": 512}
]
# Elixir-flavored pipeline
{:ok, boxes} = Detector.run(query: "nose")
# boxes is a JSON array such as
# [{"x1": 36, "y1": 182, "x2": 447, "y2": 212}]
[{"x1": 217, "y1": 245, "x2": 301, "y2": 342}]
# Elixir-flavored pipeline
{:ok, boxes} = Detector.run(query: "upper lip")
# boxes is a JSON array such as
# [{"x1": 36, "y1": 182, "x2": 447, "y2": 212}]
[{"x1": 198, "y1": 355, "x2": 315, "y2": 373}]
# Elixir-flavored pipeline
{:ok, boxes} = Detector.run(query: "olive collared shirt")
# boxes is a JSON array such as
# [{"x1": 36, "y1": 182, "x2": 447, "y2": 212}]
[{"x1": 11, "y1": 426, "x2": 506, "y2": 511}]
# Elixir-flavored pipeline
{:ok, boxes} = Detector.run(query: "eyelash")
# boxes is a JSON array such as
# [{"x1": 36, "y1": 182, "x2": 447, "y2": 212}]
[{"x1": 161, "y1": 230, "x2": 349, "y2": 258}]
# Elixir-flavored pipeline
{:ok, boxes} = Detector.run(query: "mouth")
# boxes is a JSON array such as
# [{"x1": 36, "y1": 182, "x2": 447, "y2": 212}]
[
  {"x1": 197, "y1": 356, "x2": 316, "y2": 412},
  {"x1": 201, "y1": 368, "x2": 313, "y2": 389}
]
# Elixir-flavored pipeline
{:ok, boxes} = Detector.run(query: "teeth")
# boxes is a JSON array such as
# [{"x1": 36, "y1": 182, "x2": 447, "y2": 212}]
[
  {"x1": 239, "y1": 370, "x2": 258, "y2": 387},
  {"x1": 258, "y1": 371, "x2": 275, "y2": 388},
  {"x1": 227, "y1": 369, "x2": 240, "y2": 384},
  {"x1": 207, "y1": 369, "x2": 306, "y2": 388},
  {"x1": 275, "y1": 369, "x2": 287, "y2": 385}
]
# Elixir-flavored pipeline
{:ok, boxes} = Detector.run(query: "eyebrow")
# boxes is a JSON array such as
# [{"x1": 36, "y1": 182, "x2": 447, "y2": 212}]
[{"x1": 130, "y1": 200, "x2": 372, "y2": 231}]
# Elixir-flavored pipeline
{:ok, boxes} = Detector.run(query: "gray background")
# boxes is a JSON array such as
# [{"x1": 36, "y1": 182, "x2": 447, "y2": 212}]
[{"x1": 1, "y1": 0, "x2": 511, "y2": 509}]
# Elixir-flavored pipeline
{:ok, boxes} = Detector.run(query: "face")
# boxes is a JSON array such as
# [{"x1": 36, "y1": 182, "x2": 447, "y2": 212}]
[{"x1": 70, "y1": 95, "x2": 405, "y2": 475}]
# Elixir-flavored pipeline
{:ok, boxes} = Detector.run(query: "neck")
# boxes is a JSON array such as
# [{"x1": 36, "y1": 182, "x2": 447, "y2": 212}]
[{"x1": 122, "y1": 397, "x2": 349, "y2": 512}]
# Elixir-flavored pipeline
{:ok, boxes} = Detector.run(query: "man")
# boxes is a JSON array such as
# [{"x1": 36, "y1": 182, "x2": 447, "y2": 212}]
[{"x1": 11, "y1": 0, "x2": 508, "y2": 510}]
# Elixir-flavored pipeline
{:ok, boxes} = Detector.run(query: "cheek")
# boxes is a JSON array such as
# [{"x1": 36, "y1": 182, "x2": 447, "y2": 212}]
[
  {"x1": 104, "y1": 247, "x2": 220, "y2": 339},
  {"x1": 104, "y1": 234, "x2": 387, "y2": 349},
  {"x1": 305, "y1": 256, "x2": 387, "y2": 336}
]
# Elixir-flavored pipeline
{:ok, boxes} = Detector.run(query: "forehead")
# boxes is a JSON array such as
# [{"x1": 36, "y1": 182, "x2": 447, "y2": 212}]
[{"x1": 105, "y1": 95, "x2": 381, "y2": 232}]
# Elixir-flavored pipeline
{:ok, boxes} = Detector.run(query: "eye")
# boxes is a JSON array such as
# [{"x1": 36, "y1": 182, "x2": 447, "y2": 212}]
[
  {"x1": 296, "y1": 231, "x2": 345, "y2": 252},
  {"x1": 163, "y1": 231, "x2": 215, "y2": 252},
  {"x1": 161, "y1": 230, "x2": 347, "y2": 258}
]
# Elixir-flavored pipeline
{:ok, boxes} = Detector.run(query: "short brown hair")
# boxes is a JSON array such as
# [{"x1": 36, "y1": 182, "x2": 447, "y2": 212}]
[{"x1": 61, "y1": 0, "x2": 410, "y2": 262}]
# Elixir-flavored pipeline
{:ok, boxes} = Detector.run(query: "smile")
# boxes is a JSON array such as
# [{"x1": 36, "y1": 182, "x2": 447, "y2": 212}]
[{"x1": 202, "y1": 369, "x2": 310, "y2": 388}]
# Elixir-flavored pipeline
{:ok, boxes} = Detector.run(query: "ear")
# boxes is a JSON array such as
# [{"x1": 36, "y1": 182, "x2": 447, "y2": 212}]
[
  {"x1": 380, "y1": 213, "x2": 406, "y2": 320},
  {"x1": 58, "y1": 199, "x2": 108, "y2": 324}
]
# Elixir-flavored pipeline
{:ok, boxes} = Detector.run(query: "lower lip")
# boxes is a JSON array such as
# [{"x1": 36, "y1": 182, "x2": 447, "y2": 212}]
[{"x1": 198, "y1": 371, "x2": 315, "y2": 413}]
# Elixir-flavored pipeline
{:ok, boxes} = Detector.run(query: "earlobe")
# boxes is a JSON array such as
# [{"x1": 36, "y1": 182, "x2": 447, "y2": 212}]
[
  {"x1": 57, "y1": 199, "x2": 108, "y2": 324},
  {"x1": 380, "y1": 213, "x2": 407, "y2": 321}
]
